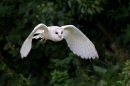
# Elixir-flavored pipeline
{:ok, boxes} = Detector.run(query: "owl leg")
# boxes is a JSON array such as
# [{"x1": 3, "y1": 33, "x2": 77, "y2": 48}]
[{"x1": 40, "y1": 38, "x2": 46, "y2": 43}]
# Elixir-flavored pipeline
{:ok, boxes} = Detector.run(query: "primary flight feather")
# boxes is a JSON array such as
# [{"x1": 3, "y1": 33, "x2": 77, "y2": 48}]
[{"x1": 20, "y1": 23, "x2": 99, "y2": 59}]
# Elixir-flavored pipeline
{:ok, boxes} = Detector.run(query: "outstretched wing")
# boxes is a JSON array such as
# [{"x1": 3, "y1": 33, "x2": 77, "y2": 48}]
[
  {"x1": 20, "y1": 23, "x2": 48, "y2": 58},
  {"x1": 32, "y1": 30, "x2": 44, "y2": 39},
  {"x1": 62, "y1": 25, "x2": 99, "y2": 59}
]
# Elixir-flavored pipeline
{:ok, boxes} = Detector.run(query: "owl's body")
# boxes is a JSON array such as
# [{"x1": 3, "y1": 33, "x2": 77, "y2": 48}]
[
  {"x1": 20, "y1": 23, "x2": 99, "y2": 59},
  {"x1": 34, "y1": 26, "x2": 64, "y2": 41}
]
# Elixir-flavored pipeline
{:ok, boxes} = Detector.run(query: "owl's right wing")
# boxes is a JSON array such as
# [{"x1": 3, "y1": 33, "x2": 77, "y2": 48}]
[
  {"x1": 62, "y1": 25, "x2": 98, "y2": 59},
  {"x1": 20, "y1": 23, "x2": 48, "y2": 58}
]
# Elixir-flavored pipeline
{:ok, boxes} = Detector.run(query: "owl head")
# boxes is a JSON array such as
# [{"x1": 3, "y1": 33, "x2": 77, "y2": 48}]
[{"x1": 51, "y1": 26, "x2": 64, "y2": 41}]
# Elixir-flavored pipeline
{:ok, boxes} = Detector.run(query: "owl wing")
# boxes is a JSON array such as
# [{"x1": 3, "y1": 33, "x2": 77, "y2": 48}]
[
  {"x1": 20, "y1": 23, "x2": 48, "y2": 58},
  {"x1": 32, "y1": 29, "x2": 44, "y2": 39},
  {"x1": 62, "y1": 25, "x2": 99, "y2": 59}
]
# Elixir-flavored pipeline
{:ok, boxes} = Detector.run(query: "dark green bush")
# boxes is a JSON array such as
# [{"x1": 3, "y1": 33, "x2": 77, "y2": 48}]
[{"x1": 0, "y1": 0, "x2": 130, "y2": 86}]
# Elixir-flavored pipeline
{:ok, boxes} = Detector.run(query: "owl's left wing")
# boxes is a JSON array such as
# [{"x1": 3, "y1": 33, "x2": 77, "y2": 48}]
[
  {"x1": 62, "y1": 25, "x2": 99, "y2": 59},
  {"x1": 20, "y1": 23, "x2": 48, "y2": 58}
]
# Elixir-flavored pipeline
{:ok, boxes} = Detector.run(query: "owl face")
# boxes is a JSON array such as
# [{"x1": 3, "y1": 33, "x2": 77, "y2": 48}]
[{"x1": 51, "y1": 28, "x2": 64, "y2": 41}]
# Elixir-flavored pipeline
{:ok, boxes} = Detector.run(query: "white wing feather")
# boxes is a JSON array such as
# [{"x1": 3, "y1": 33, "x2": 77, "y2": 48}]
[
  {"x1": 62, "y1": 25, "x2": 99, "y2": 59},
  {"x1": 35, "y1": 29, "x2": 44, "y2": 34},
  {"x1": 20, "y1": 23, "x2": 48, "y2": 58}
]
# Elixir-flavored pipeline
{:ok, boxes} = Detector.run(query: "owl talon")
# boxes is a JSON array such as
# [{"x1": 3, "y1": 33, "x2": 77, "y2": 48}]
[{"x1": 40, "y1": 39, "x2": 46, "y2": 43}]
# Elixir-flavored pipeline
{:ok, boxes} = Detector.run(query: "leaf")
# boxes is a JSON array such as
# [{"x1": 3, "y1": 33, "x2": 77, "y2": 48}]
[
  {"x1": 93, "y1": 65, "x2": 107, "y2": 75},
  {"x1": 49, "y1": 7, "x2": 53, "y2": 12},
  {"x1": 97, "y1": 80, "x2": 107, "y2": 86},
  {"x1": 68, "y1": 0, "x2": 71, "y2": 7},
  {"x1": 87, "y1": 8, "x2": 93, "y2": 15},
  {"x1": 108, "y1": 65, "x2": 120, "y2": 74},
  {"x1": 27, "y1": 1, "x2": 34, "y2": 7},
  {"x1": 81, "y1": 7, "x2": 84, "y2": 13}
]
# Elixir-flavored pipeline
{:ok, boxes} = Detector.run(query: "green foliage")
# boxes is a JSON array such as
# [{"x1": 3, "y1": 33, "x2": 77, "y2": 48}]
[
  {"x1": 0, "y1": 62, "x2": 32, "y2": 86},
  {"x1": 113, "y1": 60, "x2": 130, "y2": 86},
  {"x1": 0, "y1": 0, "x2": 130, "y2": 86},
  {"x1": 50, "y1": 70, "x2": 70, "y2": 86}
]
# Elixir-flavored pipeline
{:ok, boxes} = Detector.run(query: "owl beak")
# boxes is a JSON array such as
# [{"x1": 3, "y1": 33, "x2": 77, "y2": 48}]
[{"x1": 58, "y1": 35, "x2": 61, "y2": 38}]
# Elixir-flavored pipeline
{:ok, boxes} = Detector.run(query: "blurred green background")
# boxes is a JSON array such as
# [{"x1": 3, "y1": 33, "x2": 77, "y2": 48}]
[{"x1": 0, "y1": 0, "x2": 130, "y2": 86}]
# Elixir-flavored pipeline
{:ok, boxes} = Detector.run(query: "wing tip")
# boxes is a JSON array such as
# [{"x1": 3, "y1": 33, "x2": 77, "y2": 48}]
[
  {"x1": 81, "y1": 53, "x2": 99, "y2": 59},
  {"x1": 91, "y1": 53, "x2": 99, "y2": 59},
  {"x1": 21, "y1": 55, "x2": 25, "y2": 59},
  {"x1": 20, "y1": 51, "x2": 27, "y2": 59}
]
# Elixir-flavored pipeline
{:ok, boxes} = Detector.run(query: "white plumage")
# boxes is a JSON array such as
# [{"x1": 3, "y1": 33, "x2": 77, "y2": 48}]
[{"x1": 20, "y1": 23, "x2": 99, "y2": 59}]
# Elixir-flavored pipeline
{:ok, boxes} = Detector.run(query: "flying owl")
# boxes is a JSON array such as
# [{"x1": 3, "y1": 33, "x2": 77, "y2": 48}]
[{"x1": 20, "y1": 23, "x2": 99, "y2": 59}]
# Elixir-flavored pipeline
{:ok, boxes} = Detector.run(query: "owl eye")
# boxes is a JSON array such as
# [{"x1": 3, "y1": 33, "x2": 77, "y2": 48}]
[
  {"x1": 61, "y1": 31, "x2": 63, "y2": 34},
  {"x1": 55, "y1": 32, "x2": 58, "y2": 34}
]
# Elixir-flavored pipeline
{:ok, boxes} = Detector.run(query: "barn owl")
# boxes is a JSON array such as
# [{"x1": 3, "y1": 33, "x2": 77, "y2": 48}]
[{"x1": 20, "y1": 23, "x2": 99, "y2": 59}]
